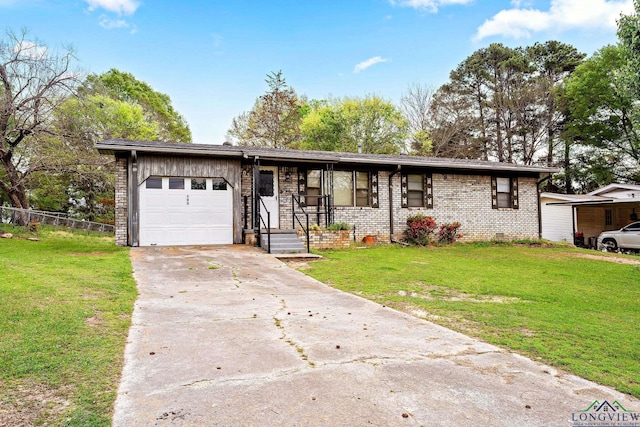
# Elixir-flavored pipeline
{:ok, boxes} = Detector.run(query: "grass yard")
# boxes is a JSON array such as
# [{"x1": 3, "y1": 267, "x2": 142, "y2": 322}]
[
  {"x1": 302, "y1": 243, "x2": 640, "y2": 398},
  {"x1": 0, "y1": 229, "x2": 136, "y2": 426}
]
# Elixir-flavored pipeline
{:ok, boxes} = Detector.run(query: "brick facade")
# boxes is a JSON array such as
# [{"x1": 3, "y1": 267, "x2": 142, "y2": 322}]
[
  {"x1": 298, "y1": 230, "x2": 353, "y2": 249},
  {"x1": 240, "y1": 166, "x2": 253, "y2": 230},
  {"x1": 113, "y1": 155, "x2": 541, "y2": 246},
  {"x1": 103, "y1": 140, "x2": 551, "y2": 247},
  {"x1": 115, "y1": 156, "x2": 128, "y2": 246},
  {"x1": 392, "y1": 173, "x2": 539, "y2": 241},
  {"x1": 237, "y1": 166, "x2": 540, "y2": 243}
]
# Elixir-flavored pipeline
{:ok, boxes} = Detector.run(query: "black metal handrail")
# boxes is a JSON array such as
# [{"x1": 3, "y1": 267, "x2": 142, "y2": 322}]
[
  {"x1": 292, "y1": 194, "x2": 310, "y2": 253},
  {"x1": 256, "y1": 195, "x2": 271, "y2": 253},
  {"x1": 301, "y1": 195, "x2": 334, "y2": 228}
]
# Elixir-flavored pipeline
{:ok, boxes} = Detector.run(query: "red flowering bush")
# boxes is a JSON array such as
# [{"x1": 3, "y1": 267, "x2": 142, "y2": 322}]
[
  {"x1": 403, "y1": 214, "x2": 438, "y2": 246},
  {"x1": 437, "y1": 222, "x2": 462, "y2": 244},
  {"x1": 403, "y1": 215, "x2": 463, "y2": 246}
]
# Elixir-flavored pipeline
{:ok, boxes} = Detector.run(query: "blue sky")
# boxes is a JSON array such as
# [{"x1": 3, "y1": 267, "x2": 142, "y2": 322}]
[{"x1": 0, "y1": 0, "x2": 633, "y2": 144}]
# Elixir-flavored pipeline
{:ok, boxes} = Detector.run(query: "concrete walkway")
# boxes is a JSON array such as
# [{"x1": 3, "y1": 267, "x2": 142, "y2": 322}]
[{"x1": 113, "y1": 246, "x2": 638, "y2": 426}]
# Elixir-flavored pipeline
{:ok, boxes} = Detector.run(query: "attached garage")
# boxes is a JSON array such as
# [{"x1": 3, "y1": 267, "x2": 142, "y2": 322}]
[
  {"x1": 139, "y1": 176, "x2": 233, "y2": 246},
  {"x1": 96, "y1": 142, "x2": 244, "y2": 246}
]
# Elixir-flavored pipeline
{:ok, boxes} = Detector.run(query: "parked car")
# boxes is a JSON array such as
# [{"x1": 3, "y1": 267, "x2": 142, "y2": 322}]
[{"x1": 597, "y1": 221, "x2": 640, "y2": 251}]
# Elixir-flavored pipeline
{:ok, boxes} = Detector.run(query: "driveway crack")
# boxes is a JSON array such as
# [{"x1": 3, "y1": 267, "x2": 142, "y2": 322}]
[{"x1": 273, "y1": 298, "x2": 316, "y2": 368}]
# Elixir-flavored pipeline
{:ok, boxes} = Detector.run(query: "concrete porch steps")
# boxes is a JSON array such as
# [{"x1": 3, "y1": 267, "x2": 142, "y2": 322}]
[{"x1": 259, "y1": 229, "x2": 306, "y2": 254}]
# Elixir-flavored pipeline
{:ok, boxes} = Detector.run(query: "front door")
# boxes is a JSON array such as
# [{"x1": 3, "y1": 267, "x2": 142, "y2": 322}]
[{"x1": 259, "y1": 166, "x2": 279, "y2": 229}]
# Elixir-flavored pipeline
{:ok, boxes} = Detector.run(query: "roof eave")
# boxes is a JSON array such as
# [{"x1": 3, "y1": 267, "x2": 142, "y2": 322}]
[{"x1": 95, "y1": 139, "x2": 559, "y2": 174}]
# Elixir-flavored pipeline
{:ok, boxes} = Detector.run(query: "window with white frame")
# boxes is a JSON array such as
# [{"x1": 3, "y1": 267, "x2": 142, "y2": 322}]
[
  {"x1": 407, "y1": 174, "x2": 425, "y2": 207},
  {"x1": 306, "y1": 170, "x2": 322, "y2": 206},
  {"x1": 333, "y1": 171, "x2": 354, "y2": 206},
  {"x1": 496, "y1": 177, "x2": 511, "y2": 208},
  {"x1": 401, "y1": 173, "x2": 433, "y2": 209},
  {"x1": 300, "y1": 169, "x2": 376, "y2": 207},
  {"x1": 491, "y1": 176, "x2": 518, "y2": 209},
  {"x1": 355, "y1": 171, "x2": 370, "y2": 207}
]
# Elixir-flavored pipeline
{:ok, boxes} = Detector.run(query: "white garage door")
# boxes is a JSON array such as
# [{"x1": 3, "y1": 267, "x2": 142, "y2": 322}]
[{"x1": 139, "y1": 177, "x2": 233, "y2": 246}]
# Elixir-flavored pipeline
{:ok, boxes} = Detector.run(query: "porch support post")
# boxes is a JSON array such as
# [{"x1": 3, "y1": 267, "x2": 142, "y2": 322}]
[
  {"x1": 128, "y1": 150, "x2": 139, "y2": 247},
  {"x1": 572, "y1": 204, "x2": 577, "y2": 242},
  {"x1": 253, "y1": 157, "x2": 260, "y2": 230},
  {"x1": 389, "y1": 165, "x2": 401, "y2": 242}
]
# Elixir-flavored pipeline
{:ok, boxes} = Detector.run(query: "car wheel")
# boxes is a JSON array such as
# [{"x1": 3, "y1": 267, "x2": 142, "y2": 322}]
[{"x1": 602, "y1": 238, "x2": 618, "y2": 252}]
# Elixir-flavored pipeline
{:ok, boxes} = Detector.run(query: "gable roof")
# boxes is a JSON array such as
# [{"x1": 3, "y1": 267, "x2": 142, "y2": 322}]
[
  {"x1": 96, "y1": 139, "x2": 558, "y2": 175},
  {"x1": 541, "y1": 193, "x2": 609, "y2": 203},
  {"x1": 543, "y1": 183, "x2": 640, "y2": 206},
  {"x1": 587, "y1": 183, "x2": 640, "y2": 197}
]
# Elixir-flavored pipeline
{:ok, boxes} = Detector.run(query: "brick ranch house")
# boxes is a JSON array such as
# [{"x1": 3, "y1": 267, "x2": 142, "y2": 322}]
[{"x1": 96, "y1": 139, "x2": 557, "y2": 248}]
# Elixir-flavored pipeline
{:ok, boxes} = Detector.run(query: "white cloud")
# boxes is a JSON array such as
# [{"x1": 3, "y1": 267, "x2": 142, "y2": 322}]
[
  {"x1": 390, "y1": 0, "x2": 473, "y2": 13},
  {"x1": 84, "y1": 0, "x2": 139, "y2": 15},
  {"x1": 474, "y1": 0, "x2": 634, "y2": 41},
  {"x1": 354, "y1": 56, "x2": 390, "y2": 74},
  {"x1": 13, "y1": 41, "x2": 47, "y2": 60},
  {"x1": 99, "y1": 16, "x2": 129, "y2": 29}
]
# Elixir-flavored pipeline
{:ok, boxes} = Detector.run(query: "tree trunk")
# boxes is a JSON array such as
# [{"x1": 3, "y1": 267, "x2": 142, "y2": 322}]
[
  {"x1": 564, "y1": 139, "x2": 573, "y2": 194},
  {"x1": 0, "y1": 154, "x2": 30, "y2": 224}
]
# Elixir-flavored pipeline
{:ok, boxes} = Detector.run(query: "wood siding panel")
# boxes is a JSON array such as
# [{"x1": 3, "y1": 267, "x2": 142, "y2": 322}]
[{"x1": 576, "y1": 207, "x2": 605, "y2": 242}]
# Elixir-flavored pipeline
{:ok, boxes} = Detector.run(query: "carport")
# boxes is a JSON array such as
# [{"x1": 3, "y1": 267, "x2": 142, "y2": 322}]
[{"x1": 547, "y1": 198, "x2": 640, "y2": 248}]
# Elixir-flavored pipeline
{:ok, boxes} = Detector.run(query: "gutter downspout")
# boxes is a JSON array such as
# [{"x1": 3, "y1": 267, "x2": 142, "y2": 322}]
[
  {"x1": 389, "y1": 165, "x2": 401, "y2": 243},
  {"x1": 536, "y1": 174, "x2": 553, "y2": 239}
]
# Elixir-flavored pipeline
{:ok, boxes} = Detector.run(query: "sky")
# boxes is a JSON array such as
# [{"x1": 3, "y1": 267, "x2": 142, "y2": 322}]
[{"x1": 0, "y1": 0, "x2": 634, "y2": 145}]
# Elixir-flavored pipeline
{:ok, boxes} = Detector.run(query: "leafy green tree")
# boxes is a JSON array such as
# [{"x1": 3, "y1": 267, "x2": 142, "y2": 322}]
[
  {"x1": 526, "y1": 41, "x2": 585, "y2": 167},
  {"x1": 299, "y1": 95, "x2": 408, "y2": 154},
  {"x1": 563, "y1": 45, "x2": 640, "y2": 187},
  {"x1": 228, "y1": 70, "x2": 302, "y2": 148},
  {"x1": 434, "y1": 43, "x2": 522, "y2": 162},
  {"x1": 44, "y1": 70, "x2": 191, "y2": 221},
  {"x1": 617, "y1": 0, "x2": 640, "y2": 100},
  {"x1": 80, "y1": 69, "x2": 191, "y2": 143},
  {"x1": 430, "y1": 41, "x2": 584, "y2": 174}
]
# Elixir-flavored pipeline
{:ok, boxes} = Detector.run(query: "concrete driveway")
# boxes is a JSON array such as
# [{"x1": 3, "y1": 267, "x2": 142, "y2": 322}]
[{"x1": 113, "y1": 246, "x2": 638, "y2": 426}]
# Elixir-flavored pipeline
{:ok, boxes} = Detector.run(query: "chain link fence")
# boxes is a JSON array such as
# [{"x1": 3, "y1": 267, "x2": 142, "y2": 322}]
[{"x1": 0, "y1": 206, "x2": 115, "y2": 234}]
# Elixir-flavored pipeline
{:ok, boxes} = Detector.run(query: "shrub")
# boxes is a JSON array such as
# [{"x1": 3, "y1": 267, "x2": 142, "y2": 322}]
[
  {"x1": 403, "y1": 214, "x2": 438, "y2": 246},
  {"x1": 437, "y1": 222, "x2": 462, "y2": 244},
  {"x1": 326, "y1": 222, "x2": 350, "y2": 231}
]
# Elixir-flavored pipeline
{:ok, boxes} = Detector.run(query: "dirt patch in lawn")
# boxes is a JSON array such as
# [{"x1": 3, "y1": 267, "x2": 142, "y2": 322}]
[
  {"x1": 281, "y1": 260, "x2": 312, "y2": 270},
  {"x1": 396, "y1": 286, "x2": 522, "y2": 303},
  {"x1": 396, "y1": 303, "x2": 488, "y2": 336},
  {"x1": 573, "y1": 253, "x2": 640, "y2": 265},
  {"x1": 0, "y1": 381, "x2": 71, "y2": 427}
]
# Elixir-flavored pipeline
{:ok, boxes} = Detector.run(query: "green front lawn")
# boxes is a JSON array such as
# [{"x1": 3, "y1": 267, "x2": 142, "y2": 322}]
[
  {"x1": 302, "y1": 243, "x2": 640, "y2": 398},
  {"x1": 0, "y1": 230, "x2": 136, "y2": 426}
]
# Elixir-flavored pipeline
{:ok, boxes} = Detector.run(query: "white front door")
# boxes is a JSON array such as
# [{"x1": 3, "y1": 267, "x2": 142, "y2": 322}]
[{"x1": 259, "y1": 166, "x2": 279, "y2": 229}]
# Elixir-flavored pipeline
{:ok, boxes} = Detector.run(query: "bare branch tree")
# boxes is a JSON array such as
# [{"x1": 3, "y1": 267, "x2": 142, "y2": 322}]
[
  {"x1": 0, "y1": 29, "x2": 79, "y2": 218},
  {"x1": 400, "y1": 82, "x2": 435, "y2": 155}
]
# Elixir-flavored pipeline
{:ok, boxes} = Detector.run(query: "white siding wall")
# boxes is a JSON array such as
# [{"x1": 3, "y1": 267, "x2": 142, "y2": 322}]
[{"x1": 541, "y1": 198, "x2": 574, "y2": 242}]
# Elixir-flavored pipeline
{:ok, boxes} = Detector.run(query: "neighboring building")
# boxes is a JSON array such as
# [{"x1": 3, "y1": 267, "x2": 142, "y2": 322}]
[
  {"x1": 541, "y1": 184, "x2": 640, "y2": 246},
  {"x1": 96, "y1": 139, "x2": 557, "y2": 248}
]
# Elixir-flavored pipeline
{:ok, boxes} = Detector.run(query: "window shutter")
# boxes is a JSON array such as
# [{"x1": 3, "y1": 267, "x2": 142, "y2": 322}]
[
  {"x1": 298, "y1": 169, "x2": 307, "y2": 207},
  {"x1": 491, "y1": 176, "x2": 498, "y2": 209},
  {"x1": 371, "y1": 171, "x2": 379, "y2": 208},
  {"x1": 401, "y1": 173, "x2": 408, "y2": 208},
  {"x1": 425, "y1": 173, "x2": 433, "y2": 209},
  {"x1": 511, "y1": 177, "x2": 519, "y2": 209}
]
